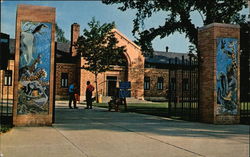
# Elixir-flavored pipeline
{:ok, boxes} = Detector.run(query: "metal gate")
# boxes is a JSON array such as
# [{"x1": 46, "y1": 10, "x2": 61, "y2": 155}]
[
  {"x1": 0, "y1": 33, "x2": 13, "y2": 127},
  {"x1": 239, "y1": 24, "x2": 250, "y2": 125},
  {"x1": 168, "y1": 54, "x2": 199, "y2": 121},
  {"x1": 0, "y1": 70, "x2": 13, "y2": 127},
  {"x1": 240, "y1": 46, "x2": 250, "y2": 125}
]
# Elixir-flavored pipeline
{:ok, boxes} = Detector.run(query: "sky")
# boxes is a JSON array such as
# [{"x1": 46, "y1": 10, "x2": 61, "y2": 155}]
[{"x1": 0, "y1": 1, "x2": 249, "y2": 53}]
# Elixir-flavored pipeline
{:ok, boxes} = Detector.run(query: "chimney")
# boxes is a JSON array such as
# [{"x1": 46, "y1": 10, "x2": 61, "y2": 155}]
[
  {"x1": 71, "y1": 23, "x2": 80, "y2": 57},
  {"x1": 165, "y1": 46, "x2": 169, "y2": 53}
]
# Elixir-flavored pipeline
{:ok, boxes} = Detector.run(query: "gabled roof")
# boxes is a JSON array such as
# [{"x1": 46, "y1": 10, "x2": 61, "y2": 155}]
[{"x1": 113, "y1": 29, "x2": 141, "y2": 51}]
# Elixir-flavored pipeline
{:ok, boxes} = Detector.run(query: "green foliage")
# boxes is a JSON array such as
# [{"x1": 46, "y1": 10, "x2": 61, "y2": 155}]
[
  {"x1": 240, "y1": 21, "x2": 250, "y2": 55},
  {"x1": 102, "y1": 0, "x2": 248, "y2": 55},
  {"x1": 55, "y1": 23, "x2": 69, "y2": 43},
  {"x1": 75, "y1": 18, "x2": 126, "y2": 75},
  {"x1": 75, "y1": 18, "x2": 126, "y2": 102}
]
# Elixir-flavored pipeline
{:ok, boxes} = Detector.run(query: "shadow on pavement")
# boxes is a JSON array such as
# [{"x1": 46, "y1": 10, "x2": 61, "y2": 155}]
[{"x1": 54, "y1": 103, "x2": 249, "y2": 141}]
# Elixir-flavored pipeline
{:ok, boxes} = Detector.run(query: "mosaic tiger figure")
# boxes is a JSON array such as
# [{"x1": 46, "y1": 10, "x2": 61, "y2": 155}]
[{"x1": 21, "y1": 69, "x2": 46, "y2": 81}]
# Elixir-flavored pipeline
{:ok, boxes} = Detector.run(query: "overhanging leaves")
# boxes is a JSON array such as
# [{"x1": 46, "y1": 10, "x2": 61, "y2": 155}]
[{"x1": 102, "y1": 0, "x2": 247, "y2": 54}]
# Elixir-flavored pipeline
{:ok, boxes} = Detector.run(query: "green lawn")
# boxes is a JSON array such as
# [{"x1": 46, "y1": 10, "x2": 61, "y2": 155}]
[
  {"x1": 241, "y1": 102, "x2": 250, "y2": 111},
  {"x1": 94, "y1": 102, "x2": 170, "y2": 117},
  {"x1": 94, "y1": 102, "x2": 250, "y2": 121},
  {"x1": 94, "y1": 102, "x2": 168, "y2": 108}
]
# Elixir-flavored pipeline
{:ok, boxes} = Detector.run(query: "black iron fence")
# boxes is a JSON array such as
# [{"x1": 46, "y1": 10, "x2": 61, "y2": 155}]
[
  {"x1": 168, "y1": 55, "x2": 199, "y2": 121},
  {"x1": 0, "y1": 70, "x2": 13, "y2": 127},
  {"x1": 240, "y1": 50, "x2": 250, "y2": 125}
]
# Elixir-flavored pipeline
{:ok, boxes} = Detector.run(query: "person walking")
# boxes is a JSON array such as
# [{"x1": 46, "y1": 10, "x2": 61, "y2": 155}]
[
  {"x1": 69, "y1": 82, "x2": 77, "y2": 109},
  {"x1": 86, "y1": 81, "x2": 94, "y2": 109}
]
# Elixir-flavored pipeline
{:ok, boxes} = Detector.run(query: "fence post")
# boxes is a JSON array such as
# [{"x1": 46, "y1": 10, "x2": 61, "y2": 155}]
[
  {"x1": 181, "y1": 56, "x2": 184, "y2": 116},
  {"x1": 168, "y1": 58, "x2": 172, "y2": 116},
  {"x1": 198, "y1": 23, "x2": 240, "y2": 124}
]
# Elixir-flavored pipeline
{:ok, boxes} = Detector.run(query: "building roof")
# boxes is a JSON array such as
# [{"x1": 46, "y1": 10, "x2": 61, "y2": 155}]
[
  {"x1": 9, "y1": 39, "x2": 15, "y2": 55},
  {"x1": 56, "y1": 42, "x2": 70, "y2": 53},
  {"x1": 55, "y1": 42, "x2": 77, "y2": 63},
  {"x1": 145, "y1": 51, "x2": 190, "y2": 64},
  {"x1": 9, "y1": 38, "x2": 194, "y2": 65}
]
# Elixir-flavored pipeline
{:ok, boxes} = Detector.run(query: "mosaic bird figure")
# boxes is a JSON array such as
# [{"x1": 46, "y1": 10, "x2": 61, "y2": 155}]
[{"x1": 20, "y1": 23, "x2": 48, "y2": 66}]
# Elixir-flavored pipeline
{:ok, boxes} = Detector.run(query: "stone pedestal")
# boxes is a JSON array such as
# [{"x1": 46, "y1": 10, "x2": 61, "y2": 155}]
[
  {"x1": 13, "y1": 5, "x2": 55, "y2": 126},
  {"x1": 198, "y1": 23, "x2": 240, "y2": 124}
]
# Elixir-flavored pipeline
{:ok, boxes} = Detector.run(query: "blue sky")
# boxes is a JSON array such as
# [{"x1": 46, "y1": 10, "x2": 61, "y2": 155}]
[{"x1": 1, "y1": 1, "x2": 249, "y2": 53}]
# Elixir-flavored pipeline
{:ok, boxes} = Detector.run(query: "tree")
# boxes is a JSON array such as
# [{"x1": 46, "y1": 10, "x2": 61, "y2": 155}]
[
  {"x1": 102, "y1": 0, "x2": 247, "y2": 55},
  {"x1": 55, "y1": 23, "x2": 69, "y2": 43},
  {"x1": 74, "y1": 18, "x2": 126, "y2": 102}
]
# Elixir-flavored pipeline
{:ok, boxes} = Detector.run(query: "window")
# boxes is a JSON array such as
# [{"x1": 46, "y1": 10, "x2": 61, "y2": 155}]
[
  {"x1": 61, "y1": 73, "x2": 68, "y2": 88},
  {"x1": 170, "y1": 78, "x2": 176, "y2": 91},
  {"x1": 157, "y1": 77, "x2": 164, "y2": 90},
  {"x1": 183, "y1": 79, "x2": 189, "y2": 91},
  {"x1": 144, "y1": 77, "x2": 150, "y2": 90},
  {"x1": 4, "y1": 70, "x2": 12, "y2": 86}
]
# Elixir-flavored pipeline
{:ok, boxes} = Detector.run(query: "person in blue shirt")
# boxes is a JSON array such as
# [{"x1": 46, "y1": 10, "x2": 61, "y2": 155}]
[{"x1": 68, "y1": 82, "x2": 77, "y2": 109}]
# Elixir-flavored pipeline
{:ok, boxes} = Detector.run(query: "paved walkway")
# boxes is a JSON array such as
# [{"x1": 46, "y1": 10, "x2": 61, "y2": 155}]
[{"x1": 0, "y1": 101, "x2": 249, "y2": 157}]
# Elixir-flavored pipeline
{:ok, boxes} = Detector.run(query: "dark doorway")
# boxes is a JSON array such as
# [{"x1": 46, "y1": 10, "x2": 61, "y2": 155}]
[{"x1": 107, "y1": 76, "x2": 117, "y2": 96}]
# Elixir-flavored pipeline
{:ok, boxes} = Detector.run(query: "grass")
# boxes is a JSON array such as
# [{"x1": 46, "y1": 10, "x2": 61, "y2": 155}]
[
  {"x1": 94, "y1": 102, "x2": 199, "y2": 121},
  {"x1": 0, "y1": 125, "x2": 12, "y2": 134},
  {"x1": 94, "y1": 102, "x2": 168, "y2": 108},
  {"x1": 240, "y1": 102, "x2": 250, "y2": 111},
  {"x1": 95, "y1": 102, "x2": 250, "y2": 122}
]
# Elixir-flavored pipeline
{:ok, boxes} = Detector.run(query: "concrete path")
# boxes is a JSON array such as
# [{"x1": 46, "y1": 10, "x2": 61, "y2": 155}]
[{"x1": 0, "y1": 101, "x2": 249, "y2": 157}]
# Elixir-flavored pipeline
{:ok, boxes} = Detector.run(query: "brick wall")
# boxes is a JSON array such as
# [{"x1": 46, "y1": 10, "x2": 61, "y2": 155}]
[
  {"x1": 79, "y1": 61, "x2": 127, "y2": 101},
  {"x1": 114, "y1": 29, "x2": 145, "y2": 99},
  {"x1": 144, "y1": 68, "x2": 194, "y2": 99},
  {"x1": 198, "y1": 23, "x2": 240, "y2": 124},
  {"x1": 144, "y1": 68, "x2": 169, "y2": 98},
  {"x1": 79, "y1": 29, "x2": 145, "y2": 100},
  {"x1": 55, "y1": 63, "x2": 76, "y2": 99}
]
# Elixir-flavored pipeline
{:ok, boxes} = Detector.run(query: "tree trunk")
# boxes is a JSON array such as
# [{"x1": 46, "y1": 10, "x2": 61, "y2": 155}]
[{"x1": 95, "y1": 73, "x2": 99, "y2": 103}]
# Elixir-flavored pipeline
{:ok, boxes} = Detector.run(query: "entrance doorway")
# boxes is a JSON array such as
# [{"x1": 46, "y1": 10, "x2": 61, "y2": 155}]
[{"x1": 107, "y1": 76, "x2": 117, "y2": 96}]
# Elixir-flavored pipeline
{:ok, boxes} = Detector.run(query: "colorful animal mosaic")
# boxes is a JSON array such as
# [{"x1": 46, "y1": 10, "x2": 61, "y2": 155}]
[
  {"x1": 216, "y1": 38, "x2": 238, "y2": 115},
  {"x1": 17, "y1": 21, "x2": 51, "y2": 114}
]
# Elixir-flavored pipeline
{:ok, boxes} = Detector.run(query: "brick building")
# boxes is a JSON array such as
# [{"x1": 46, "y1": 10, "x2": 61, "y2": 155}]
[
  {"x1": 1, "y1": 23, "x2": 190, "y2": 101},
  {"x1": 144, "y1": 51, "x2": 191, "y2": 101}
]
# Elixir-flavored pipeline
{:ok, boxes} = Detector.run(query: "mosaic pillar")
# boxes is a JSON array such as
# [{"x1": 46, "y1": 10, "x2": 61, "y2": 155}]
[
  {"x1": 198, "y1": 23, "x2": 240, "y2": 124},
  {"x1": 13, "y1": 5, "x2": 55, "y2": 126}
]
